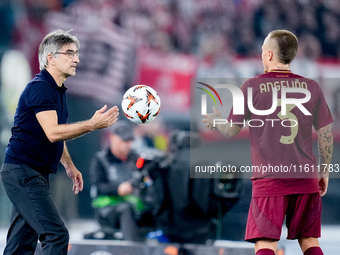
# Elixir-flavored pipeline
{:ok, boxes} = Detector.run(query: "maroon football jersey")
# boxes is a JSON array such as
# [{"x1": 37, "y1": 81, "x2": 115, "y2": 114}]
[{"x1": 228, "y1": 70, "x2": 333, "y2": 197}]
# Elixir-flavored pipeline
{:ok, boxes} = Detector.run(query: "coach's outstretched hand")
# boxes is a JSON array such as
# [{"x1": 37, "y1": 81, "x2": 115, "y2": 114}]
[{"x1": 90, "y1": 105, "x2": 119, "y2": 130}]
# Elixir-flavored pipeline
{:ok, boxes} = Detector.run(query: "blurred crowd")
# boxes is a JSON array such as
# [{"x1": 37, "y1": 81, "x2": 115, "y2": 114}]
[
  {"x1": 1, "y1": 0, "x2": 340, "y2": 66},
  {"x1": 72, "y1": 0, "x2": 340, "y2": 60}
]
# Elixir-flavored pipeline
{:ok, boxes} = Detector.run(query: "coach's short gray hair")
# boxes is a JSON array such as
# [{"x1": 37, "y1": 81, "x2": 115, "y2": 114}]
[{"x1": 38, "y1": 29, "x2": 80, "y2": 70}]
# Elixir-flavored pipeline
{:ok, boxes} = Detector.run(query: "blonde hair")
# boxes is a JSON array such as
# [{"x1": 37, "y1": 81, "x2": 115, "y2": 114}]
[{"x1": 269, "y1": 30, "x2": 298, "y2": 64}]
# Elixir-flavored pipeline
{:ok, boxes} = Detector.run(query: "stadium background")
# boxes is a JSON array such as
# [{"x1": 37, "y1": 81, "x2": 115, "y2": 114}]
[{"x1": 0, "y1": 0, "x2": 340, "y2": 251}]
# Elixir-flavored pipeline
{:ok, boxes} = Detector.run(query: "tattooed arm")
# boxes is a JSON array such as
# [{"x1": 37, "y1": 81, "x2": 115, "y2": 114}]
[{"x1": 317, "y1": 124, "x2": 333, "y2": 196}]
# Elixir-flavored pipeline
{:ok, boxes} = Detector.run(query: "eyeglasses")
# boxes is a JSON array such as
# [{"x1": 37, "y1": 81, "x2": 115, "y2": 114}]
[{"x1": 55, "y1": 50, "x2": 80, "y2": 58}]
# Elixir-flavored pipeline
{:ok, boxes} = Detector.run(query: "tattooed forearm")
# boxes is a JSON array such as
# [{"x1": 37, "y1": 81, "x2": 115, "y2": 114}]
[{"x1": 318, "y1": 124, "x2": 333, "y2": 177}]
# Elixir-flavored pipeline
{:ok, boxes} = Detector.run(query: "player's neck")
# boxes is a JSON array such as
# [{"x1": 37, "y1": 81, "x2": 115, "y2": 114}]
[{"x1": 269, "y1": 63, "x2": 290, "y2": 72}]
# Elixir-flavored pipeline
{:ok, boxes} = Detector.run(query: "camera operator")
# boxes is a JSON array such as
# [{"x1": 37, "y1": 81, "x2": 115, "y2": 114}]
[{"x1": 88, "y1": 121, "x2": 144, "y2": 241}]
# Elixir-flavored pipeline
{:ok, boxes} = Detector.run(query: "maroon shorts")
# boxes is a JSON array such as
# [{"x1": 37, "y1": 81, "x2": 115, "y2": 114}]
[{"x1": 245, "y1": 193, "x2": 321, "y2": 242}]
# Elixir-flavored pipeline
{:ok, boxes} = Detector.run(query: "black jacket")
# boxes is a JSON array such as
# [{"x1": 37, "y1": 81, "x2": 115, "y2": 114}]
[{"x1": 89, "y1": 148, "x2": 135, "y2": 198}]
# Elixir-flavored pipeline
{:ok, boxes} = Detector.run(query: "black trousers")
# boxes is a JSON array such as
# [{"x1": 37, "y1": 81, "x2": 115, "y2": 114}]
[{"x1": 1, "y1": 163, "x2": 69, "y2": 255}]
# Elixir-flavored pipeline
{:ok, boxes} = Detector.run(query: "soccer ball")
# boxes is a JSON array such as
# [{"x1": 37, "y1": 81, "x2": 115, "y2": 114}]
[{"x1": 121, "y1": 85, "x2": 161, "y2": 124}]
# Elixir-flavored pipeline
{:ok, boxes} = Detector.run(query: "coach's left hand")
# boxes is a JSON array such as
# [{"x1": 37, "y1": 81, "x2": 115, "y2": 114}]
[{"x1": 66, "y1": 166, "x2": 84, "y2": 195}]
